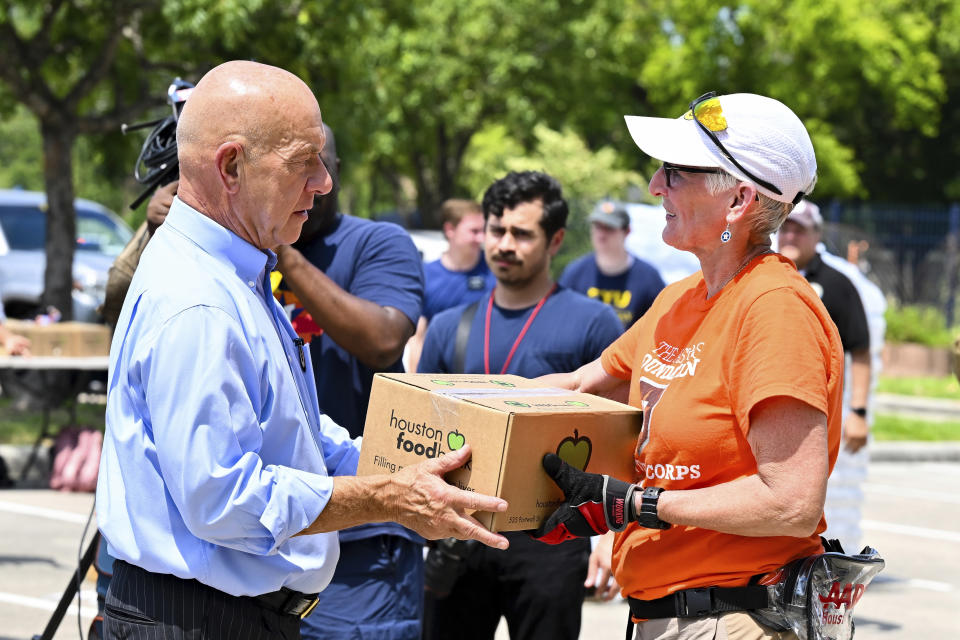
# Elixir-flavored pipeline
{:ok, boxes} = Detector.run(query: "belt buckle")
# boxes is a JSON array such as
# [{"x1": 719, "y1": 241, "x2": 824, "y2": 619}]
[
  {"x1": 299, "y1": 596, "x2": 319, "y2": 619},
  {"x1": 680, "y1": 588, "x2": 713, "y2": 617}
]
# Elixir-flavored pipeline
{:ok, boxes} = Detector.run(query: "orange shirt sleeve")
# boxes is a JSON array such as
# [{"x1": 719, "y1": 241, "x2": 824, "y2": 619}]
[
  {"x1": 601, "y1": 316, "x2": 644, "y2": 380},
  {"x1": 728, "y1": 287, "x2": 836, "y2": 433}
]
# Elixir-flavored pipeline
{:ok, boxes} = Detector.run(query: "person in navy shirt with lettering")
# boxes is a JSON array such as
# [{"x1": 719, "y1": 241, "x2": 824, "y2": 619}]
[
  {"x1": 418, "y1": 171, "x2": 622, "y2": 640},
  {"x1": 560, "y1": 200, "x2": 664, "y2": 329}
]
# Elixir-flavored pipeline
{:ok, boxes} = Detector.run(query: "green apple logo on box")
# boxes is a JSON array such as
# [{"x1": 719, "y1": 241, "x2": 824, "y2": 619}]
[
  {"x1": 556, "y1": 429, "x2": 592, "y2": 471},
  {"x1": 564, "y1": 400, "x2": 589, "y2": 407},
  {"x1": 447, "y1": 430, "x2": 466, "y2": 451},
  {"x1": 505, "y1": 400, "x2": 530, "y2": 408},
  {"x1": 432, "y1": 379, "x2": 455, "y2": 386},
  {"x1": 491, "y1": 380, "x2": 515, "y2": 387}
]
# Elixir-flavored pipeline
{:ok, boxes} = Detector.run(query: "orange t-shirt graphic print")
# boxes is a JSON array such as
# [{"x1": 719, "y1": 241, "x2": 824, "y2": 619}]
[{"x1": 600, "y1": 253, "x2": 844, "y2": 601}]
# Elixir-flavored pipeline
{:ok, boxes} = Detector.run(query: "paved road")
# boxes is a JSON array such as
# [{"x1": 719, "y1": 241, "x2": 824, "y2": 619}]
[{"x1": 1, "y1": 461, "x2": 958, "y2": 639}]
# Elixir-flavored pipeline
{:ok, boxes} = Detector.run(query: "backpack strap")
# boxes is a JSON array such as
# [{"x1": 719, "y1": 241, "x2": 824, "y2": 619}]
[{"x1": 453, "y1": 300, "x2": 480, "y2": 374}]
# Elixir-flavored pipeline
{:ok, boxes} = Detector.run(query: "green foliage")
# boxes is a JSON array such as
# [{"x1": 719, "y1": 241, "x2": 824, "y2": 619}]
[
  {"x1": 0, "y1": 106, "x2": 44, "y2": 191},
  {"x1": 461, "y1": 124, "x2": 650, "y2": 274},
  {"x1": 3, "y1": 0, "x2": 960, "y2": 256},
  {"x1": 0, "y1": 105, "x2": 141, "y2": 223},
  {"x1": 884, "y1": 303, "x2": 958, "y2": 346},
  {"x1": 461, "y1": 124, "x2": 648, "y2": 207},
  {"x1": 607, "y1": 0, "x2": 952, "y2": 202}
]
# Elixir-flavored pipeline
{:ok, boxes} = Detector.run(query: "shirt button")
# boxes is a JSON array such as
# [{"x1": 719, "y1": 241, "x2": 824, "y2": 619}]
[{"x1": 248, "y1": 280, "x2": 255, "y2": 287}]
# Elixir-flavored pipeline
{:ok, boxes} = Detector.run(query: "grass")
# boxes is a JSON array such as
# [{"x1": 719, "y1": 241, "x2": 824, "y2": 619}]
[
  {"x1": 876, "y1": 375, "x2": 959, "y2": 400},
  {"x1": 873, "y1": 414, "x2": 960, "y2": 441},
  {"x1": 0, "y1": 396, "x2": 105, "y2": 445}
]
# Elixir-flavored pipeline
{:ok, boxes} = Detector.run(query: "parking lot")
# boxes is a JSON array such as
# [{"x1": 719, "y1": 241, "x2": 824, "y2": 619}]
[{"x1": 1, "y1": 460, "x2": 958, "y2": 639}]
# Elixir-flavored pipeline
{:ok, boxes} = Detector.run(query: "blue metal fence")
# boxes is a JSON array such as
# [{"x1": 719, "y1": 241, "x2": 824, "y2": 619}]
[{"x1": 821, "y1": 201, "x2": 960, "y2": 325}]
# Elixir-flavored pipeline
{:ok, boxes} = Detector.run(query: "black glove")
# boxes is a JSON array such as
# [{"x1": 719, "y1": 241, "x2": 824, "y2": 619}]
[{"x1": 533, "y1": 453, "x2": 637, "y2": 544}]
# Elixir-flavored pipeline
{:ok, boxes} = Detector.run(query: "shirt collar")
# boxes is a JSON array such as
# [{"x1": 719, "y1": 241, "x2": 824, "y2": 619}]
[{"x1": 165, "y1": 197, "x2": 276, "y2": 283}]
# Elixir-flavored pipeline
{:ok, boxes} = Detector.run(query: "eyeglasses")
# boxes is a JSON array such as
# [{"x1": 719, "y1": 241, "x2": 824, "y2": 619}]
[
  {"x1": 661, "y1": 162, "x2": 725, "y2": 188},
  {"x1": 687, "y1": 91, "x2": 802, "y2": 204}
]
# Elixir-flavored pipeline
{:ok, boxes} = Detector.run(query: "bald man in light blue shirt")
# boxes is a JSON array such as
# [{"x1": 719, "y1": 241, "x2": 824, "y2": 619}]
[{"x1": 96, "y1": 60, "x2": 507, "y2": 640}]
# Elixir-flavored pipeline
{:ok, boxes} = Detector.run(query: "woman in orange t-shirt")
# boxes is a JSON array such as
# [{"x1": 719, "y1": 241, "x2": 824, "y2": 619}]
[{"x1": 535, "y1": 93, "x2": 844, "y2": 640}]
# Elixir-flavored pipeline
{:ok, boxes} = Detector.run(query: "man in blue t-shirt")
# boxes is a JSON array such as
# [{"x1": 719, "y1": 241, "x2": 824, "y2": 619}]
[
  {"x1": 406, "y1": 199, "x2": 495, "y2": 372},
  {"x1": 273, "y1": 125, "x2": 426, "y2": 640},
  {"x1": 559, "y1": 200, "x2": 664, "y2": 329},
  {"x1": 418, "y1": 171, "x2": 622, "y2": 640}
]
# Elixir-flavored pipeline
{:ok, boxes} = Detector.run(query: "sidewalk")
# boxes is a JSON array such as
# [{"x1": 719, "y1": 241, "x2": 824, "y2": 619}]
[{"x1": 871, "y1": 440, "x2": 960, "y2": 462}]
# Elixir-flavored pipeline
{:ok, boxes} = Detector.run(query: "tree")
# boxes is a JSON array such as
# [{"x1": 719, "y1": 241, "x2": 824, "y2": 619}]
[
  {"x1": 3, "y1": 0, "x2": 959, "y2": 287},
  {"x1": 461, "y1": 123, "x2": 650, "y2": 273},
  {"x1": 0, "y1": 1, "x2": 185, "y2": 319},
  {"x1": 598, "y1": 0, "x2": 950, "y2": 201},
  {"x1": 297, "y1": 0, "x2": 625, "y2": 227}
]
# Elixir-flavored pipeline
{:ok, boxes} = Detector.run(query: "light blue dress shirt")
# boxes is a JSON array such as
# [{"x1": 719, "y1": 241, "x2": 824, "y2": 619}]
[{"x1": 97, "y1": 198, "x2": 361, "y2": 597}]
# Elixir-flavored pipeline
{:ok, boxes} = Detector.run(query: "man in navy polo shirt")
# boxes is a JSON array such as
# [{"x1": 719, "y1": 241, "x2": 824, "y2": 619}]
[
  {"x1": 418, "y1": 171, "x2": 622, "y2": 640},
  {"x1": 560, "y1": 200, "x2": 664, "y2": 329},
  {"x1": 274, "y1": 124, "x2": 427, "y2": 640}
]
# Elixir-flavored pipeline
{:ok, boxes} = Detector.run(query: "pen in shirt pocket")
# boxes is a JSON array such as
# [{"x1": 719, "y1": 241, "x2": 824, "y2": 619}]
[{"x1": 293, "y1": 337, "x2": 306, "y2": 371}]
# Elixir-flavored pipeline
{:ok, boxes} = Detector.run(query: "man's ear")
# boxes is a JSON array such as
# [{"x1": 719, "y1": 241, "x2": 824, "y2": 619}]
[
  {"x1": 215, "y1": 142, "x2": 243, "y2": 194},
  {"x1": 547, "y1": 227, "x2": 566, "y2": 257},
  {"x1": 442, "y1": 221, "x2": 455, "y2": 241}
]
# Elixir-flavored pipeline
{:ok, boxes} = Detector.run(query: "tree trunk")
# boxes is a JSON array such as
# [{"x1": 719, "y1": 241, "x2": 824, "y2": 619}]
[{"x1": 40, "y1": 119, "x2": 76, "y2": 321}]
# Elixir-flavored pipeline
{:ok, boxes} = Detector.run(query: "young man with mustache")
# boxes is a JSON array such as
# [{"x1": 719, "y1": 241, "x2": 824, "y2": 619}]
[{"x1": 417, "y1": 170, "x2": 623, "y2": 640}]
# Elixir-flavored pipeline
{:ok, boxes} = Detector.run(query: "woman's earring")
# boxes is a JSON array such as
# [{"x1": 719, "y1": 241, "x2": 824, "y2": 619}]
[{"x1": 720, "y1": 224, "x2": 732, "y2": 243}]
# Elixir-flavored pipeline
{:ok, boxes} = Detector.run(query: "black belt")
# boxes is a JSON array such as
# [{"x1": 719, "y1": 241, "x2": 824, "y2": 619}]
[
  {"x1": 252, "y1": 586, "x2": 320, "y2": 619},
  {"x1": 628, "y1": 585, "x2": 769, "y2": 619}
]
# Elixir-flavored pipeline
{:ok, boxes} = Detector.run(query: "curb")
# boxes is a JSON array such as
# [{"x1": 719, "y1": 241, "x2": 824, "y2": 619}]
[
  {"x1": 869, "y1": 441, "x2": 960, "y2": 462},
  {"x1": 874, "y1": 393, "x2": 960, "y2": 422}
]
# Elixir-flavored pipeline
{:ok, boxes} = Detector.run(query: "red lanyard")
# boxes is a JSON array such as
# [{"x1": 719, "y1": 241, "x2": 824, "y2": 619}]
[{"x1": 484, "y1": 284, "x2": 556, "y2": 375}]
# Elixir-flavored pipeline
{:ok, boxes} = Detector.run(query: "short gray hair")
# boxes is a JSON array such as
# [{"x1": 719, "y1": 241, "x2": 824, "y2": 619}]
[{"x1": 704, "y1": 172, "x2": 794, "y2": 239}]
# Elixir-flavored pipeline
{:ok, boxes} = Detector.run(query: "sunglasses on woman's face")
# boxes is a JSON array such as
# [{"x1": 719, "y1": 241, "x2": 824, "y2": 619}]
[
  {"x1": 686, "y1": 92, "x2": 803, "y2": 204},
  {"x1": 661, "y1": 162, "x2": 724, "y2": 188}
]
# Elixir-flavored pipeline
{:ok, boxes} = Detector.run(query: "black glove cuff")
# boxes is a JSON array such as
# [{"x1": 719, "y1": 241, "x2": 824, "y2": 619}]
[{"x1": 602, "y1": 476, "x2": 638, "y2": 532}]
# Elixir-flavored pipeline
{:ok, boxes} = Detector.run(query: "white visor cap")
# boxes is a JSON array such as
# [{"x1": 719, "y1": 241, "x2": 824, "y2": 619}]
[{"x1": 624, "y1": 93, "x2": 817, "y2": 204}]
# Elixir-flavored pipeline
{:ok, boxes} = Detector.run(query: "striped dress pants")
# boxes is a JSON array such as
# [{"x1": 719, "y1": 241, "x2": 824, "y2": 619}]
[{"x1": 103, "y1": 560, "x2": 301, "y2": 640}]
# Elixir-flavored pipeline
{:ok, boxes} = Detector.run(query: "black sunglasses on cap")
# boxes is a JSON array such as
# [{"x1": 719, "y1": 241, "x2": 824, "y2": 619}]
[{"x1": 687, "y1": 91, "x2": 805, "y2": 205}]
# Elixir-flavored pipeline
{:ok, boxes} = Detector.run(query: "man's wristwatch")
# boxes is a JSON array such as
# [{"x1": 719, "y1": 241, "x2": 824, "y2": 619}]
[
  {"x1": 636, "y1": 486, "x2": 671, "y2": 530},
  {"x1": 851, "y1": 407, "x2": 867, "y2": 418}
]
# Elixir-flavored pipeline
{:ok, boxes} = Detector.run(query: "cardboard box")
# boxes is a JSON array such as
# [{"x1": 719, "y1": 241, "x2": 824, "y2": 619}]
[
  {"x1": 357, "y1": 373, "x2": 643, "y2": 532},
  {"x1": 1, "y1": 320, "x2": 111, "y2": 357}
]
